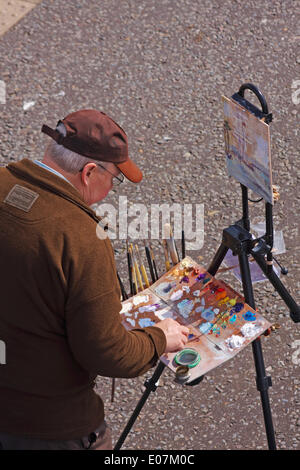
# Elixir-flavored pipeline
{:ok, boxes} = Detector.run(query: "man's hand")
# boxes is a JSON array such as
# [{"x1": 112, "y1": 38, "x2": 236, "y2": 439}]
[{"x1": 155, "y1": 318, "x2": 189, "y2": 353}]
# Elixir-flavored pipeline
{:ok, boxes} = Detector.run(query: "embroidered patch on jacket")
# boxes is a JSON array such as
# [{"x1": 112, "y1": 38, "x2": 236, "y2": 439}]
[{"x1": 3, "y1": 184, "x2": 39, "y2": 212}]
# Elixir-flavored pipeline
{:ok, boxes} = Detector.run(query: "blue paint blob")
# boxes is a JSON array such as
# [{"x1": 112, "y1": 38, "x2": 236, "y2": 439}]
[
  {"x1": 233, "y1": 302, "x2": 244, "y2": 313},
  {"x1": 138, "y1": 318, "x2": 156, "y2": 328},
  {"x1": 242, "y1": 311, "x2": 256, "y2": 321},
  {"x1": 177, "y1": 299, "x2": 194, "y2": 318},
  {"x1": 199, "y1": 322, "x2": 212, "y2": 334},
  {"x1": 201, "y1": 308, "x2": 215, "y2": 322}
]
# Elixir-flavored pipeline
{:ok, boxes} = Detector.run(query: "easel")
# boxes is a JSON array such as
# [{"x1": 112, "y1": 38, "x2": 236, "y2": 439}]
[{"x1": 114, "y1": 84, "x2": 300, "y2": 451}]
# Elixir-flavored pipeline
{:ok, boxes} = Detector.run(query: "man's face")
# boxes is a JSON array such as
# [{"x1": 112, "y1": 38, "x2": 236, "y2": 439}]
[{"x1": 79, "y1": 162, "x2": 121, "y2": 205}]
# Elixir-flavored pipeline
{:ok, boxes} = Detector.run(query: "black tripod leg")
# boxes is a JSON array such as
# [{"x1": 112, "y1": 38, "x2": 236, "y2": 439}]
[
  {"x1": 238, "y1": 251, "x2": 277, "y2": 450},
  {"x1": 207, "y1": 242, "x2": 229, "y2": 276},
  {"x1": 114, "y1": 361, "x2": 166, "y2": 450}
]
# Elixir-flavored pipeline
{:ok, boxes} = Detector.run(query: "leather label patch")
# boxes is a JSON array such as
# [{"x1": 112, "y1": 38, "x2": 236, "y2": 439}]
[{"x1": 3, "y1": 184, "x2": 39, "y2": 212}]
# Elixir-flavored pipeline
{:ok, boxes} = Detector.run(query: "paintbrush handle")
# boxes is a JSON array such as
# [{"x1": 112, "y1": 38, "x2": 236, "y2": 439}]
[
  {"x1": 145, "y1": 246, "x2": 156, "y2": 283},
  {"x1": 140, "y1": 264, "x2": 150, "y2": 287},
  {"x1": 134, "y1": 261, "x2": 144, "y2": 290},
  {"x1": 117, "y1": 272, "x2": 128, "y2": 300},
  {"x1": 127, "y1": 251, "x2": 134, "y2": 296},
  {"x1": 149, "y1": 244, "x2": 159, "y2": 280},
  {"x1": 131, "y1": 265, "x2": 138, "y2": 294},
  {"x1": 181, "y1": 230, "x2": 186, "y2": 259},
  {"x1": 111, "y1": 378, "x2": 116, "y2": 403},
  {"x1": 166, "y1": 238, "x2": 179, "y2": 265},
  {"x1": 162, "y1": 239, "x2": 171, "y2": 271},
  {"x1": 130, "y1": 244, "x2": 141, "y2": 292},
  {"x1": 135, "y1": 244, "x2": 150, "y2": 288}
]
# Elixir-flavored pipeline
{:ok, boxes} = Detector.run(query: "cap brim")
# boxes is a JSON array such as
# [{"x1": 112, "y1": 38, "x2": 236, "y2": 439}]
[{"x1": 116, "y1": 158, "x2": 143, "y2": 183}]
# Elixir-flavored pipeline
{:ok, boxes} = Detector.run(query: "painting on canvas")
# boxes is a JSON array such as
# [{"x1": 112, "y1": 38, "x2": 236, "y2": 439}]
[{"x1": 222, "y1": 95, "x2": 273, "y2": 205}]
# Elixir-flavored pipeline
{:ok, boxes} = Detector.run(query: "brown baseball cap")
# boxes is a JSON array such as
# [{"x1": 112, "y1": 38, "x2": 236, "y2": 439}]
[{"x1": 41, "y1": 109, "x2": 143, "y2": 183}]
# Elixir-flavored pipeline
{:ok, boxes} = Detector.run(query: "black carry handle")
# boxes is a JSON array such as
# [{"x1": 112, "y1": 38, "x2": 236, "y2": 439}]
[
  {"x1": 234, "y1": 82, "x2": 273, "y2": 124},
  {"x1": 238, "y1": 83, "x2": 269, "y2": 114}
]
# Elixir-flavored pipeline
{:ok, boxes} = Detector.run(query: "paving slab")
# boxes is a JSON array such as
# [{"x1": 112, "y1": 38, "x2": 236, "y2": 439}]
[{"x1": 0, "y1": 0, "x2": 41, "y2": 37}]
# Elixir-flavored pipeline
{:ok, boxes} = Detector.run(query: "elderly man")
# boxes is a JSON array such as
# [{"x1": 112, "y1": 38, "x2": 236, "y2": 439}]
[{"x1": 0, "y1": 110, "x2": 189, "y2": 450}]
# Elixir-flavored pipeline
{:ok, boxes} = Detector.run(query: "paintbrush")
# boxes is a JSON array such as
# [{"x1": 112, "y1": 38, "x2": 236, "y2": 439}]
[
  {"x1": 143, "y1": 240, "x2": 156, "y2": 284},
  {"x1": 217, "y1": 264, "x2": 239, "y2": 273},
  {"x1": 111, "y1": 377, "x2": 116, "y2": 403},
  {"x1": 163, "y1": 223, "x2": 179, "y2": 265},
  {"x1": 149, "y1": 242, "x2": 159, "y2": 280},
  {"x1": 129, "y1": 244, "x2": 138, "y2": 294},
  {"x1": 181, "y1": 230, "x2": 186, "y2": 259},
  {"x1": 162, "y1": 238, "x2": 171, "y2": 272},
  {"x1": 135, "y1": 244, "x2": 150, "y2": 288},
  {"x1": 117, "y1": 271, "x2": 128, "y2": 300},
  {"x1": 126, "y1": 240, "x2": 134, "y2": 296},
  {"x1": 130, "y1": 243, "x2": 144, "y2": 291}
]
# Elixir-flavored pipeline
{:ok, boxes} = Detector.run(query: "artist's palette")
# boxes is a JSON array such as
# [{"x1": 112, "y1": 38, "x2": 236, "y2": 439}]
[
  {"x1": 120, "y1": 289, "x2": 180, "y2": 330},
  {"x1": 120, "y1": 256, "x2": 271, "y2": 383}
]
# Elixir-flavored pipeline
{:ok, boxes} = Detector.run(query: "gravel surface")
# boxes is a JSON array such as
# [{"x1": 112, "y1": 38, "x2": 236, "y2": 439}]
[{"x1": 0, "y1": 0, "x2": 299, "y2": 451}]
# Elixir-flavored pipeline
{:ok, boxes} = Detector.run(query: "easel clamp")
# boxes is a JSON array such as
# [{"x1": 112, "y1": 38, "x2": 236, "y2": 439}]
[{"x1": 256, "y1": 375, "x2": 272, "y2": 392}]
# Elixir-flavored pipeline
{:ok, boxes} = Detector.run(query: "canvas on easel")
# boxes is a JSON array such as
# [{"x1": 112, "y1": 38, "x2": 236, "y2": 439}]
[{"x1": 222, "y1": 95, "x2": 273, "y2": 205}]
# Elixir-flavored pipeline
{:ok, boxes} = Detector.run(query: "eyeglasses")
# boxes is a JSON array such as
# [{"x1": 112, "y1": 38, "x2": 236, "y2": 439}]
[{"x1": 79, "y1": 162, "x2": 124, "y2": 186}]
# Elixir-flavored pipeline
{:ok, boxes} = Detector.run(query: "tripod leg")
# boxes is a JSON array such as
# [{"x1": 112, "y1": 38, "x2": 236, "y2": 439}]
[
  {"x1": 238, "y1": 251, "x2": 277, "y2": 450},
  {"x1": 114, "y1": 361, "x2": 166, "y2": 450},
  {"x1": 207, "y1": 242, "x2": 229, "y2": 276}
]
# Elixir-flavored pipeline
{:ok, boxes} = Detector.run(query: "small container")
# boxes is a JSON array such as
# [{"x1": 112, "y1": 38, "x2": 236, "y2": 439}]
[
  {"x1": 174, "y1": 348, "x2": 201, "y2": 368},
  {"x1": 175, "y1": 365, "x2": 191, "y2": 383}
]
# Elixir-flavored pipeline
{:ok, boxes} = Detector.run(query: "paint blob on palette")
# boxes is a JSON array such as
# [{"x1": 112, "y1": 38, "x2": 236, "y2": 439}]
[
  {"x1": 150, "y1": 256, "x2": 212, "y2": 306},
  {"x1": 120, "y1": 257, "x2": 272, "y2": 382},
  {"x1": 170, "y1": 279, "x2": 234, "y2": 326},
  {"x1": 185, "y1": 279, "x2": 248, "y2": 333},
  {"x1": 120, "y1": 289, "x2": 180, "y2": 330}
]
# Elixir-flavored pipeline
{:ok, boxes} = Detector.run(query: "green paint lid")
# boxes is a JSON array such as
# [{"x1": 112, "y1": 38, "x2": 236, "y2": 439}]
[{"x1": 174, "y1": 348, "x2": 201, "y2": 368}]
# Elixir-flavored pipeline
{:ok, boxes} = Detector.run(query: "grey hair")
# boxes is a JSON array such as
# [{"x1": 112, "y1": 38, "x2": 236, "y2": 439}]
[{"x1": 45, "y1": 122, "x2": 110, "y2": 174}]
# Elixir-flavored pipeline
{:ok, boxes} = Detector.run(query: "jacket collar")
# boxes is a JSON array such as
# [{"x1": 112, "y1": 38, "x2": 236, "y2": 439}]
[{"x1": 6, "y1": 158, "x2": 101, "y2": 223}]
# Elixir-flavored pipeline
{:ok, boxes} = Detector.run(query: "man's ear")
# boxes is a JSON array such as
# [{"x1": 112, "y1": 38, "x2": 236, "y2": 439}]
[{"x1": 84, "y1": 163, "x2": 97, "y2": 178}]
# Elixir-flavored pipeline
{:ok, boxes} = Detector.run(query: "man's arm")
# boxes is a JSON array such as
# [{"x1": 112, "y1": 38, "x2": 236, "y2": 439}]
[
  {"x1": 64, "y1": 225, "x2": 188, "y2": 378},
  {"x1": 66, "y1": 284, "x2": 166, "y2": 378}
]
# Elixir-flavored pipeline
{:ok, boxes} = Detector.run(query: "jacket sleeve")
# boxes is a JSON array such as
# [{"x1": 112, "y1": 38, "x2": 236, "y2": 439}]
[
  {"x1": 64, "y1": 226, "x2": 166, "y2": 377},
  {"x1": 66, "y1": 286, "x2": 166, "y2": 377}
]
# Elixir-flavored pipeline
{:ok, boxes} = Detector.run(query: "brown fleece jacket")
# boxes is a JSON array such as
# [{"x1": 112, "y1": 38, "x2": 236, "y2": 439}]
[{"x1": 0, "y1": 158, "x2": 166, "y2": 439}]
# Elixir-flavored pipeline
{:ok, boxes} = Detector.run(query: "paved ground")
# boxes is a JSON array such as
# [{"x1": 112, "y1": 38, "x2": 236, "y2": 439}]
[
  {"x1": 0, "y1": 0, "x2": 41, "y2": 36},
  {"x1": 0, "y1": 0, "x2": 299, "y2": 451}
]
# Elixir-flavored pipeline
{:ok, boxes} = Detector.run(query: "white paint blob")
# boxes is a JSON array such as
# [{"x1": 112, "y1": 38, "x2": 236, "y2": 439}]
[
  {"x1": 225, "y1": 335, "x2": 245, "y2": 351},
  {"x1": 241, "y1": 322, "x2": 261, "y2": 338},
  {"x1": 138, "y1": 305, "x2": 157, "y2": 313},
  {"x1": 133, "y1": 295, "x2": 149, "y2": 306},
  {"x1": 120, "y1": 302, "x2": 133, "y2": 314},
  {"x1": 170, "y1": 290, "x2": 183, "y2": 301}
]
